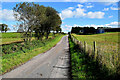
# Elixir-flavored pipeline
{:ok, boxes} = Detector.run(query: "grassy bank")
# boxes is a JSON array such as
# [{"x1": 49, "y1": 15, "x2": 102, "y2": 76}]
[
  {"x1": 69, "y1": 35, "x2": 119, "y2": 80},
  {"x1": 1, "y1": 34, "x2": 65, "y2": 74}
]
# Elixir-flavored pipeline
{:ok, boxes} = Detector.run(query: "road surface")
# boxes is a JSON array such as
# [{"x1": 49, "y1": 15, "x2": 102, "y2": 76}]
[{"x1": 2, "y1": 36, "x2": 70, "y2": 78}]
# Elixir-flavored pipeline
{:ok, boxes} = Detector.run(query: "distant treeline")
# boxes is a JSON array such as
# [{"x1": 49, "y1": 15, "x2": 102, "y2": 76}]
[{"x1": 71, "y1": 27, "x2": 120, "y2": 34}]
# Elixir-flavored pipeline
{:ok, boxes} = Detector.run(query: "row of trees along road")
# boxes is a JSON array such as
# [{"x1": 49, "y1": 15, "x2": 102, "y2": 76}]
[
  {"x1": 0, "y1": 24, "x2": 10, "y2": 33},
  {"x1": 13, "y1": 2, "x2": 62, "y2": 41}
]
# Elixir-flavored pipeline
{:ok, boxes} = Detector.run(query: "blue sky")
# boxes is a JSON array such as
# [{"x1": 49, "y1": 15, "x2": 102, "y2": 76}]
[{"x1": 0, "y1": 1, "x2": 120, "y2": 33}]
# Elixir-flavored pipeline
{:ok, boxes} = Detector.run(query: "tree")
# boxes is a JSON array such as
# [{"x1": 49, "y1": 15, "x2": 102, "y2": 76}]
[
  {"x1": 13, "y1": 2, "x2": 62, "y2": 41},
  {"x1": 43, "y1": 7, "x2": 62, "y2": 39},
  {"x1": 13, "y1": 2, "x2": 38, "y2": 41},
  {"x1": 0, "y1": 24, "x2": 9, "y2": 33}
]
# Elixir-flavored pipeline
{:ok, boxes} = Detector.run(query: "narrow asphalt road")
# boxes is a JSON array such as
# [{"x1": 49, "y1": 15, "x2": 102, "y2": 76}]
[{"x1": 2, "y1": 35, "x2": 70, "y2": 78}]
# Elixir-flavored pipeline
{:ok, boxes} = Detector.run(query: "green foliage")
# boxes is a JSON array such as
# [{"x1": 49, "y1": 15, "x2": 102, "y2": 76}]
[
  {"x1": 13, "y1": 2, "x2": 62, "y2": 41},
  {"x1": 2, "y1": 39, "x2": 46, "y2": 55},
  {"x1": 0, "y1": 23, "x2": 9, "y2": 32}
]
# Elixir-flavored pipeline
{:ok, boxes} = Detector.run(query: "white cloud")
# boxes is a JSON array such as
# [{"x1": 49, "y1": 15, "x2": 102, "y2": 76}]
[
  {"x1": 106, "y1": 21, "x2": 120, "y2": 26},
  {"x1": 59, "y1": 8, "x2": 74, "y2": 20},
  {"x1": 86, "y1": 5, "x2": 94, "y2": 8},
  {"x1": 74, "y1": 5, "x2": 86, "y2": 18},
  {"x1": 65, "y1": 25, "x2": 72, "y2": 28},
  {"x1": 110, "y1": 7, "x2": 120, "y2": 10},
  {"x1": 61, "y1": 25, "x2": 72, "y2": 33},
  {"x1": 0, "y1": 9, "x2": 15, "y2": 21},
  {"x1": 103, "y1": 8, "x2": 109, "y2": 11},
  {"x1": 64, "y1": 0, "x2": 88, "y2": 3},
  {"x1": 108, "y1": 15, "x2": 113, "y2": 18},
  {"x1": 60, "y1": 4, "x2": 105, "y2": 20},
  {"x1": 77, "y1": 4, "x2": 84, "y2": 8},
  {"x1": 68, "y1": 7, "x2": 74, "y2": 10},
  {"x1": 87, "y1": 11, "x2": 105, "y2": 19},
  {"x1": 11, "y1": 25, "x2": 17, "y2": 28}
]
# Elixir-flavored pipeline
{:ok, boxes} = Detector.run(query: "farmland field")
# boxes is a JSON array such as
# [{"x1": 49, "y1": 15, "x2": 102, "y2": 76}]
[
  {"x1": 1, "y1": 33, "x2": 23, "y2": 45},
  {"x1": 72, "y1": 32, "x2": 119, "y2": 54},
  {"x1": 1, "y1": 32, "x2": 54, "y2": 45}
]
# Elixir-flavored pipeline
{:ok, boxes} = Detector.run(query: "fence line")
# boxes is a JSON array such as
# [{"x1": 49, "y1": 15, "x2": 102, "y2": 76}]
[{"x1": 70, "y1": 34, "x2": 119, "y2": 71}]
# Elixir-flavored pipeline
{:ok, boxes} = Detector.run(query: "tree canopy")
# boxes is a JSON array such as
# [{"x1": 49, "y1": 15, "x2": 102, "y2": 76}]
[
  {"x1": 0, "y1": 24, "x2": 9, "y2": 33},
  {"x1": 13, "y1": 2, "x2": 62, "y2": 41}
]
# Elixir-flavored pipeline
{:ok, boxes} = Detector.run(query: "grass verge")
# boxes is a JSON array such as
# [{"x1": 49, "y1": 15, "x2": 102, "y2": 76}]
[{"x1": 1, "y1": 34, "x2": 65, "y2": 75}]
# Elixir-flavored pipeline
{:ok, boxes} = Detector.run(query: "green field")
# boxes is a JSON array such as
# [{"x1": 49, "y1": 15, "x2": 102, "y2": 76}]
[
  {"x1": 1, "y1": 34, "x2": 65, "y2": 74},
  {"x1": 72, "y1": 32, "x2": 119, "y2": 54},
  {"x1": 1, "y1": 32, "x2": 54, "y2": 45},
  {"x1": 1, "y1": 33, "x2": 23, "y2": 45},
  {"x1": 2, "y1": 32, "x2": 22, "y2": 38}
]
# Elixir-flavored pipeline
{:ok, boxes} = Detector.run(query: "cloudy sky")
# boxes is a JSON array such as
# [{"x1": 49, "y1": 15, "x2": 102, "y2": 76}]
[{"x1": 0, "y1": 0, "x2": 120, "y2": 33}]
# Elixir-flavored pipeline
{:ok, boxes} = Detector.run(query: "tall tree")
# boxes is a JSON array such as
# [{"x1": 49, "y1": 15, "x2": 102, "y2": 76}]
[
  {"x1": 44, "y1": 7, "x2": 62, "y2": 39},
  {"x1": 13, "y1": 2, "x2": 37, "y2": 41}
]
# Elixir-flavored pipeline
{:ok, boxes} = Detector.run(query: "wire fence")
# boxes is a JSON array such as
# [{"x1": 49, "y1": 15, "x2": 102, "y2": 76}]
[{"x1": 70, "y1": 34, "x2": 120, "y2": 74}]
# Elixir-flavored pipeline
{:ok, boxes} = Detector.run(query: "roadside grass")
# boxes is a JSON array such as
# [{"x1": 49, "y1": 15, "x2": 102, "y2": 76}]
[
  {"x1": 69, "y1": 35, "x2": 118, "y2": 80},
  {"x1": 1, "y1": 34, "x2": 65, "y2": 75}
]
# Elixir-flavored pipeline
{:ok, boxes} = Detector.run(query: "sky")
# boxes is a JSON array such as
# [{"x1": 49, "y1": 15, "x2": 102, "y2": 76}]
[{"x1": 0, "y1": 0, "x2": 120, "y2": 33}]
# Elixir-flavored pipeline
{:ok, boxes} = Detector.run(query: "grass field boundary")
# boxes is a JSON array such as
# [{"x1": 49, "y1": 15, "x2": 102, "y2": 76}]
[{"x1": 70, "y1": 34, "x2": 120, "y2": 76}]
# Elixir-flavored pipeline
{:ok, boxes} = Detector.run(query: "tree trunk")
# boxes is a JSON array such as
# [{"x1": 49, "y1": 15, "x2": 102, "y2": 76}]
[{"x1": 46, "y1": 32, "x2": 49, "y2": 40}]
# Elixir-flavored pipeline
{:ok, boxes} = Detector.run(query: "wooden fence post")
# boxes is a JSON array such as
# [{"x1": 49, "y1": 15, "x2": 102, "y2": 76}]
[
  {"x1": 77, "y1": 41, "x2": 79, "y2": 45},
  {"x1": 79, "y1": 41, "x2": 82, "y2": 50},
  {"x1": 84, "y1": 41, "x2": 87, "y2": 54},
  {"x1": 93, "y1": 41, "x2": 97, "y2": 60}
]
